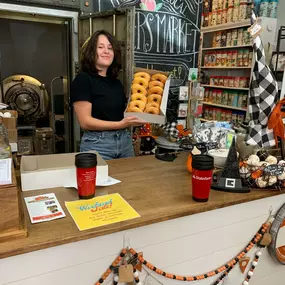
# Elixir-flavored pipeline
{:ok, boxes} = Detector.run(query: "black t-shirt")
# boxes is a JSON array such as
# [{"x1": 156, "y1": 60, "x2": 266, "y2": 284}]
[{"x1": 70, "y1": 72, "x2": 126, "y2": 121}]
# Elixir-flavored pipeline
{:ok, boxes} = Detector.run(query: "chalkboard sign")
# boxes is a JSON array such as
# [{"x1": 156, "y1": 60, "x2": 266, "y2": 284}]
[
  {"x1": 95, "y1": 0, "x2": 202, "y2": 121},
  {"x1": 264, "y1": 165, "x2": 284, "y2": 176}
]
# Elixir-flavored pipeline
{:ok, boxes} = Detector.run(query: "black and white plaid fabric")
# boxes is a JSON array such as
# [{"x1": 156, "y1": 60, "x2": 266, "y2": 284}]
[
  {"x1": 246, "y1": 10, "x2": 278, "y2": 147},
  {"x1": 161, "y1": 122, "x2": 179, "y2": 138}
]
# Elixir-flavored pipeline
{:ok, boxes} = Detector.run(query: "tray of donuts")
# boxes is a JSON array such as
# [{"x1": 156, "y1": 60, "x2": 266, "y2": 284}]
[{"x1": 124, "y1": 68, "x2": 170, "y2": 124}]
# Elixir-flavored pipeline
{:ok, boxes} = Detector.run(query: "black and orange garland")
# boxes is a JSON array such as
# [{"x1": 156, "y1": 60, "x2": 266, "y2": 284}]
[{"x1": 94, "y1": 222, "x2": 270, "y2": 285}]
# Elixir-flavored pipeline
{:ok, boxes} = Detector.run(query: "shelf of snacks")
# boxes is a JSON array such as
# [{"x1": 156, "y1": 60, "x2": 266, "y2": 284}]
[
  {"x1": 208, "y1": 76, "x2": 250, "y2": 89},
  {"x1": 202, "y1": 102, "x2": 247, "y2": 111},
  {"x1": 201, "y1": 84, "x2": 249, "y2": 91},
  {"x1": 202, "y1": 44, "x2": 252, "y2": 51},
  {"x1": 201, "y1": 66, "x2": 251, "y2": 69}
]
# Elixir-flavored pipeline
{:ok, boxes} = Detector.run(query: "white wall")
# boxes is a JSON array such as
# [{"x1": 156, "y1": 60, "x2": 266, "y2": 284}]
[{"x1": 0, "y1": 195, "x2": 285, "y2": 285}]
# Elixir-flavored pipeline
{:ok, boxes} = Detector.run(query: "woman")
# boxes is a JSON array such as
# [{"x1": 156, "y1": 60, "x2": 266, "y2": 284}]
[{"x1": 71, "y1": 30, "x2": 145, "y2": 160}]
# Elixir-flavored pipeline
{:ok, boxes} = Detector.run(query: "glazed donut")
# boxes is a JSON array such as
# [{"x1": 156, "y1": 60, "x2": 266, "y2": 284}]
[
  {"x1": 127, "y1": 107, "x2": 143, "y2": 113},
  {"x1": 131, "y1": 84, "x2": 147, "y2": 96},
  {"x1": 129, "y1": 100, "x2": 146, "y2": 111},
  {"x1": 146, "y1": 102, "x2": 160, "y2": 109},
  {"x1": 134, "y1": 72, "x2": 151, "y2": 82},
  {"x1": 144, "y1": 106, "x2": 160, "y2": 115},
  {"x1": 151, "y1": 73, "x2": 168, "y2": 84},
  {"x1": 131, "y1": 93, "x2": 147, "y2": 104},
  {"x1": 149, "y1": 80, "x2": 164, "y2": 89},
  {"x1": 132, "y1": 77, "x2": 148, "y2": 89},
  {"x1": 148, "y1": 86, "x2": 164, "y2": 96},
  {"x1": 147, "y1": 94, "x2": 162, "y2": 105}
]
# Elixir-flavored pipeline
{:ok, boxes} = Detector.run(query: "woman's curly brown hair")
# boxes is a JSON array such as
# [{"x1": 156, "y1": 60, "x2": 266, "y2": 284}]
[{"x1": 80, "y1": 30, "x2": 122, "y2": 78}]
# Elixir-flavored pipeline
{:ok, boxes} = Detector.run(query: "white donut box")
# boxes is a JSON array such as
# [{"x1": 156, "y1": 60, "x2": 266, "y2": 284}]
[{"x1": 124, "y1": 67, "x2": 170, "y2": 125}]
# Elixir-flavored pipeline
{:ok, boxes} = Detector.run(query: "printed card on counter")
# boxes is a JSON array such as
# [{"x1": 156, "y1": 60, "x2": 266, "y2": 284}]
[
  {"x1": 24, "y1": 193, "x2": 66, "y2": 224},
  {"x1": 65, "y1": 193, "x2": 140, "y2": 231},
  {"x1": 0, "y1": 158, "x2": 12, "y2": 185}
]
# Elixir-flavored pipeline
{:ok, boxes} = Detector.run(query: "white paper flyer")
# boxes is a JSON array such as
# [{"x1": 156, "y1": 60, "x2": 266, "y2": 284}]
[{"x1": 24, "y1": 193, "x2": 66, "y2": 224}]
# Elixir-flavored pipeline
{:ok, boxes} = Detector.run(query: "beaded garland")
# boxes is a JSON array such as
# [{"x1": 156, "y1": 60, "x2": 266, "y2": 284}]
[{"x1": 94, "y1": 222, "x2": 270, "y2": 285}]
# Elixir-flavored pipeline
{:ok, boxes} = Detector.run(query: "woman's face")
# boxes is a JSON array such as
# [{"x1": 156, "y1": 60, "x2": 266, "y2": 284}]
[{"x1": 95, "y1": 34, "x2": 114, "y2": 70}]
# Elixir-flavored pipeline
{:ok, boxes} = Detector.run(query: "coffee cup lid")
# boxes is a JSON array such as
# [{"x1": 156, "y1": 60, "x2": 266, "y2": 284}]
[
  {"x1": 192, "y1": 154, "x2": 214, "y2": 170},
  {"x1": 75, "y1": 153, "x2": 97, "y2": 168}
]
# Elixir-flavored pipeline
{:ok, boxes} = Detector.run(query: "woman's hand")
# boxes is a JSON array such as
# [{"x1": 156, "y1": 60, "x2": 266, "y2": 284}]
[{"x1": 119, "y1": 116, "x2": 146, "y2": 128}]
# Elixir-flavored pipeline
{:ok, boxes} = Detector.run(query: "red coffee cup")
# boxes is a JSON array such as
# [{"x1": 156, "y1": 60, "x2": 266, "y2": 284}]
[
  {"x1": 191, "y1": 154, "x2": 214, "y2": 202},
  {"x1": 75, "y1": 153, "x2": 97, "y2": 199}
]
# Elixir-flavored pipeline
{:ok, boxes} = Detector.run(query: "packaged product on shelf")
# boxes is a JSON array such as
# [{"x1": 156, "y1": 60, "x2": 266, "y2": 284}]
[
  {"x1": 239, "y1": 77, "x2": 248, "y2": 88},
  {"x1": 231, "y1": 111, "x2": 238, "y2": 123},
  {"x1": 217, "y1": 9, "x2": 223, "y2": 25},
  {"x1": 224, "y1": 76, "x2": 229, "y2": 86},
  {"x1": 216, "y1": 108, "x2": 222, "y2": 121},
  {"x1": 226, "y1": 30, "x2": 232, "y2": 46},
  {"x1": 228, "y1": 0, "x2": 234, "y2": 5},
  {"x1": 234, "y1": 77, "x2": 240, "y2": 88},
  {"x1": 216, "y1": 52, "x2": 222, "y2": 66},
  {"x1": 221, "y1": 110, "x2": 226, "y2": 121},
  {"x1": 212, "y1": 89, "x2": 217, "y2": 103},
  {"x1": 243, "y1": 49, "x2": 250, "y2": 66},
  {"x1": 221, "y1": 52, "x2": 227, "y2": 66},
  {"x1": 238, "y1": 28, "x2": 244, "y2": 45},
  {"x1": 246, "y1": 3, "x2": 252, "y2": 18},
  {"x1": 204, "y1": 53, "x2": 209, "y2": 66},
  {"x1": 242, "y1": 94, "x2": 248, "y2": 108},
  {"x1": 209, "y1": 89, "x2": 213, "y2": 101},
  {"x1": 232, "y1": 92, "x2": 239, "y2": 106},
  {"x1": 232, "y1": 50, "x2": 238, "y2": 66},
  {"x1": 233, "y1": 4, "x2": 240, "y2": 22},
  {"x1": 221, "y1": 90, "x2": 229, "y2": 105},
  {"x1": 203, "y1": 13, "x2": 210, "y2": 27},
  {"x1": 226, "y1": 110, "x2": 232, "y2": 121},
  {"x1": 208, "y1": 108, "x2": 213, "y2": 120},
  {"x1": 212, "y1": 0, "x2": 218, "y2": 11},
  {"x1": 212, "y1": 52, "x2": 217, "y2": 66},
  {"x1": 214, "y1": 76, "x2": 220, "y2": 85},
  {"x1": 229, "y1": 77, "x2": 234, "y2": 87},
  {"x1": 248, "y1": 51, "x2": 253, "y2": 65},
  {"x1": 238, "y1": 50, "x2": 244, "y2": 67},
  {"x1": 212, "y1": 108, "x2": 217, "y2": 120},
  {"x1": 212, "y1": 11, "x2": 218, "y2": 25},
  {"x1": 243, "y1": 29, "x2": 251, "y2": 45},
  {"x1": 268, "y1": 0, "x2": 278, "y2": 19},
  {"x1": 218, "y1": 0, "x2": 223, "y2": 9},
  {"x1": 209, "y1": 12, "x2": 213, "y2": 25},
  {"x1": 232, "y1": 29, "x2": 238, "y2": 46},
  {"x1": 212, "y1": 34, "x2": 217, "y2": 47},
  {"x1": 219, "y1": 76, "x2": 224, "y2": 86},
  {"x1": 227, "y1": 6, "x2": 234, "y2": 23},
  {"x1": 210, "y1": 76, "x2": 215, "y2": 85},
  {"x1": 223, "y1": 0, "x2": 229, "y2": 9},
  {"x1": 226, "y1": 52, "x2": 232, "y2": 67},
  {"x1": 204, "y1": 107, "x2": 209, "y2": 119},
  {"x1": 222, "y1": 9, "x2": 228, "y2": 24},
  {"x1": 237, "y1": 93, "x2": 243, "y2": 107},
  {"x1": 259, "y1": 0, "x2": 269, "y2": 17},
  {"x1": 216, "y1": 90, "x2": 222, "y2": 104},
  {"x1": 234, "y1": 0, "x2": 240, "y2": 4},
  {"x1": 237, "y1": 112, "x2": 245, "y2": 124},
  {"x1": 203, "y1": 0, "x2": 211, "y2": 13},
  {"x1": 204, "y1": 88, "x2": 209, "y2": 102},
  {"x1": 239, "y1": 2, "x2": 248, "y2": 20},
  {"x1": 227, "y1": 91, "x2": 234, "y2": 105},
  {"x1": 215, "y1": 31, "x2": 222, "y2": 47},
  {"x1": 221, "y1": 31, "x2": 227, "y2": 46}
]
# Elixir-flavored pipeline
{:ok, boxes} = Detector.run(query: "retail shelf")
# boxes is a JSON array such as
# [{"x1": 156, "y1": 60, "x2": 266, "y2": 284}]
[
  {"x1": 201, "y1": 19, "x2": 251, "y2": 33},
  {"x1": 202, "y1": 45, "x2": 252, "y2": 51},
  {"x1": 202, "y1": 102, "x2": 247, "y2": 111},
  {"x1": 201, "y1": 84, "x2": 249, "y2": 91},
  {"x1": 199, "y1": 118, "x2": 210, "y2": 122},
  {"x1": 201, "y1": 66, "x2": 252, "y2": 69}
]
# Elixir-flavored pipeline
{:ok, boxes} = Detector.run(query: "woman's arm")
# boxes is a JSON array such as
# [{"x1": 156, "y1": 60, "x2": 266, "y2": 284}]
[{"x1": 74, "y1": 101, "x2": 145, "y2": 131}]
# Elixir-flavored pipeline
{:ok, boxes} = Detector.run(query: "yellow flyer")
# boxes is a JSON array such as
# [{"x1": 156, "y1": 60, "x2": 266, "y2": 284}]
[{"x1": 65, "y1": 193, "x2": 140, "y2": 231}]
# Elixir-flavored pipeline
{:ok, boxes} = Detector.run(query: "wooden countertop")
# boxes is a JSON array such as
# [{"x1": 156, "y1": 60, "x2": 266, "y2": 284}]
[{"x1": 0, "y1": 153, "x2": 281, "y2": 258}]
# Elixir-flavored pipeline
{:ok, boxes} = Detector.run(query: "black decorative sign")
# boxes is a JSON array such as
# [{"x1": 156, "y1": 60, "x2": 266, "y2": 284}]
[
  {"x1": 180, "y1": 141, "x2": 218, "y2": 153},
  {"x1": 263, "y1": 165, "x2": 284, "y2": 176}
]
